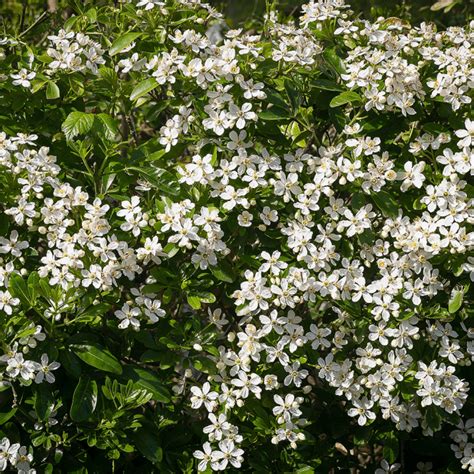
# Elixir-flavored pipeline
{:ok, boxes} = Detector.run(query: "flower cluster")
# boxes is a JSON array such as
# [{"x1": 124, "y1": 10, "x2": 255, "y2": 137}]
[
  {"x1": 46, "y1": 29, "x2": 105, "y2": 75},
  {"x1": 0, "y1": 438, "x2": 34, "y2": 473}
]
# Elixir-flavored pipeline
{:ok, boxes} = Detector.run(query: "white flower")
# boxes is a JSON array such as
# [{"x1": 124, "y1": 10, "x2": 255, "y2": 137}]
[
  {"x1": 202, "y1": 413, "x2": 230, "y2": 441},
  {"x1": 136, "y1": 0, "x2": 165, "y2": 11},
  {"x1": 0, "y1": 437, "x2": 20, "y2": 471},
  {"x1": 0, "y1": 230, "x2": 29, "y2": 257},
  {"x1": 227, "y1": 102, "x2": 257, "y2": 129},
  {"x1": 273, "y1": 393, "x2": 302, "y2": 423},
  {"x1": 114, "y1": 303, "x2": 141, "y2": 330},
  {"x1": 203, "y1": 110, "x2": 230, "y2": 136},
  {"x1": 348, "y1": 398, "x2": 376, "y2": 426},
  {"x1": 190, "y1": 382, "x2": 218, "y2": 411},
  {"x1": 33, "y1": 354, "x2": 60, "y2": 384},
  {"x1": 211, "y1": 439, "x2": 244, "y2": 470},
  {"x1": 0, "y1": 291, "x2": 20, "y2": 315},
  {"x1": 6, "y1": 353, "x2": 36, "y2": 381},
  {"x1": 398, "y1": 161, "x2": 426, "y2": 191},
  {"x1": 455, "y1": 118, "x2": 473, "y2": 148},
  {"x1": 193, "y1": 442, "x2": 213, "y2": 472},
  {"x1": 237, "y1": 211, "x2": 253, "y2": 227},
  {"x1": 375, "y1": 459, "x2": 401, "y2": 474},
  {"x1": 11, "y1": 69, "x2": 36, "y2": 88}
]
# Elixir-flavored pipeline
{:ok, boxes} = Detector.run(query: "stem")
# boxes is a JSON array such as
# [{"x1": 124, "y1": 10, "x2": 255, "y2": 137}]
[
  {"x1": 19, "y1": 0, "x2": 28, "y2": 34},
  {"x1": 19, "y1": 11, "x2": 49, "y2": 38}
]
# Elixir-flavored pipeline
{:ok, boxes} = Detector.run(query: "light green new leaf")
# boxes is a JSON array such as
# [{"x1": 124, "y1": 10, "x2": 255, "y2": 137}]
[
  {"x1": 62, "y1": 112, "x2": 95, "y2": 141},
  {"x1": 448, "y1": 289, "x2": 464, "y2": 313},
  {"x1": 109, "y1": 32, "x2": 142, "y2": 56},
  {"x1": 46, "y1": 81, "x2": 60, "y2": 100},
  {"x1": 96, "y1": 113, "x2": 119, "y2": 141},
  {"x1": 329, "y1": 91, "x2": 361, "y2": 108}
]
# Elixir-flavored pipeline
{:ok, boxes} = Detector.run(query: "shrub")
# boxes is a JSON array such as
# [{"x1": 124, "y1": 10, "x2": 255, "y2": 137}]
[{"x1": 0, "y1": 0, "x2": 472, "y2": 472}]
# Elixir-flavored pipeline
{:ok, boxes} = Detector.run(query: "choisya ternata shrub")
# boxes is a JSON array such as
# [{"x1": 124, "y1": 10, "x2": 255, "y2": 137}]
[{"x1": 0, "y1": 0, "x2": 472, "y2": 472}]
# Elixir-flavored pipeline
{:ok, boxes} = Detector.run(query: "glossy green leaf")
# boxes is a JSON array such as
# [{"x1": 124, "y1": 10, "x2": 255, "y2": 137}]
[
  {"x1": 70, "y1": 376, "x2": 98, "y2": 422},
  {"x1": 128, "y1": 166, "x2": 180, "y2": 196},
  {"x1": 132, "y1": 420, "x2": 163, "y2": 464},
  {"x1": 34, "y1": 384, "x2": 53, "y2": 421},
  {"x1": 210, "y1": 260, "x2": 236, "y2": 283},
  {"x1": 122, "y1": 366, "x2": 171, "y2": 403},
  {"x1": 260, "y1": 107, "x2": 291, "y2": 121},
  {"x1": 109, "y1": 32, "x2": 142, "y2": 56},
  {"x1": 0, "y1": 407, "x2": 17, "y2": 425},
  {"x1": 371, "y1": 190, "x2": 400, "y2": 218},
  {"x1": 130, "y1": 78, "x2": 159, "y2": 101},
  {"x1": 329, "y1": 91, "x2": 362, "y2": 108},
  {"x1": 71, "y1": 343, "x2": 122, "y2": 374},
  {"x1": 95, "y1": 113, "x2": 119, "y2": 141},
  {"x1": 8, "y1": 273, "x2": 30, "y2": 307}
]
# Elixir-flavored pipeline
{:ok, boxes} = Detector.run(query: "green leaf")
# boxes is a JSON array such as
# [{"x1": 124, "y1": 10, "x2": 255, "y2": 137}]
[
  {"x1": 128, "y1": 166, "x2": 180, "y2": 197},
  {"x1": 46, "y1": 81, "x2": 60, "y2": 100},
  {"x1": 431, "y1": 0, "x2": 457, "y2": 11},
  {"x1": 75, "y1": 303, "x2": 111, "y2": 324},
  {"x1": 109, "y1": 32, "x2": 142, "y2": 56},
  {"x1": 195, "y1": 291, "x2": 216, "y2": 304},
  {"x1": 329, "y1": 91, "x2": 361, "y2": 108},
  {"x1": 323, "y1": 48, "x2": 346, "y2": 75},
  {"x1": 34, "y1": 384, "x2": 53, "y2": 421},
  {"x1": 382, "y1": 432, "x2": 399, "y2": 464},
  {"x1": 371, "y1": 190, "x2": 400, "y2": 218},
  {"x1": 285, "y1": 79, "x2": 301, "y2": 111},
  {"x1": 0, "y1": 406, "x2": 16, "y2": 425},
  {"x1": 8, "y1": 273, "x2": 30, "y2": 308},
  {"x1": 132, "y1": 420, "x2": 163, "y2": 464},
  {"x1": 193, "y1": 356, "x2": 217, "y2": 374},
  {"x1": 71, "y1": 343, "x2": 122, "y2": 374},
  {"x1": 186, "y1": 294, "x2": 201, "y2": 310},
  {"x1": 95, "y1": 114, "x2": 119, "y2": 141},
  {"x1": 122, "y1": 366, "x2": 171, "y2": 403},
  {"x1": 448, "y1": 289, "x2": 463, "y2": 314},
  {"x1": 70, "y1": 376, "x2": 98, "y2": 422},
  {"x1": 27, "y1": 271, "x2": 40, "y2": 305},
  {"x1": 62, "y1": 112, "x2": 95, "y2": 141},
  {"x1": 130, "y1": 78, "x2": 159, "y2": 101},
  {"x1": 260, "y1": 107, "x2": 291, "y2": 121},
  {"x1": 210, "y1": 260, "x2": 236, "y2": 283},
  {"x1": 425, "y1": 406, "x2": 442, "y2": 432},
  {"x1": 311, "y1": 78, "x2": 344, "y2": 91}
]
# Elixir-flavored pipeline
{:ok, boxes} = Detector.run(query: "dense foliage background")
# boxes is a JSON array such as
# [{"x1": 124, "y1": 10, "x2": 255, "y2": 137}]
[{"x1": 0, "y1": 0, "x2": 472, "y2": 473}]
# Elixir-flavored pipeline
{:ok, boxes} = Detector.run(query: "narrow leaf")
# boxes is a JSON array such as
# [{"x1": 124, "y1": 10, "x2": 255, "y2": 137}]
[
  {"x1": 130, "y1": 78, "x2": 159, "y2": 102},
  {"x1": 122, "y1": 366, "x2": 171, "y2": 403},
  {"x1": 109, "y1": 32, "x2": 142, "y2": 56},
  {"x1": 71, "y1": 343, "x2": 122, "y2": 374},
  {"x1": 70, "y1": 376, "x2": 98, "y2": 422}
]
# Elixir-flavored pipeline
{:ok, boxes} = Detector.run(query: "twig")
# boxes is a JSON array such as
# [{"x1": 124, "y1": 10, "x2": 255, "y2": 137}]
[
  {"x1": 19, "y1": 0, "x2": 28, "y2": 34},
  {"x1": 19, "y1": 11, "x2": 49, "y2": 38}
]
